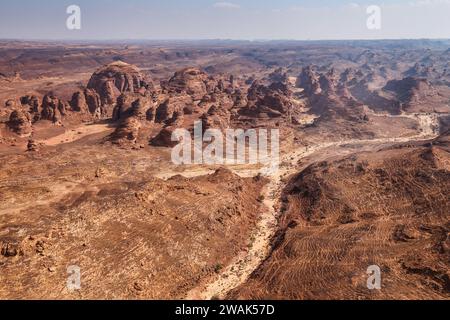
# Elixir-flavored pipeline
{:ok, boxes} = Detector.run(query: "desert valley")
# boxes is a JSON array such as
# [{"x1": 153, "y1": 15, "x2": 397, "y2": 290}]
[{"x1": 0, "y1": 39, "x2": 449, "y2": 300}]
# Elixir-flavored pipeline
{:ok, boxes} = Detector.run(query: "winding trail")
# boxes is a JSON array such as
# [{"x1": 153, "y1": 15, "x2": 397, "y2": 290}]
[{"x1": 158, "y1": 112, "x2": 446, "y2": 300}]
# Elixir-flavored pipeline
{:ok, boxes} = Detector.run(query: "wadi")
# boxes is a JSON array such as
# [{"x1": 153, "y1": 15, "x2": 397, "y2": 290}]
[
  {"x1": 170, "y1": 121, "x2": 280, "y2": 168},
  {"x1": 0, "y1": 38, "x2": 449, "y2": 300}
]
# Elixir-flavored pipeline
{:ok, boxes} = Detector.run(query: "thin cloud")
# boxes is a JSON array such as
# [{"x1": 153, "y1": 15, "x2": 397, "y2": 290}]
[
  {"x1": 409, "y1": 0, "x2": 450, "y2": 6},
  {"x1": 347, "y1": 3, "x2": 360, "y2": 9},
  {"x1": 213, "y1": 2, "x2": 241, "y2": 9}
]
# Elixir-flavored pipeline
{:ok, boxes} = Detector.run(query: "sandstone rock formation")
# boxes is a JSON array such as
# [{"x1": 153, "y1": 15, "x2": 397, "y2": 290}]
[
  {"x1": 84, "y1": 89, "x2": 103, "y2": 117},
  {"x1": 4, "y1": 99, "x2": 18, "y2": 109},
  {"x1": 20, "y1": 95, "x2": 40, "y2": 115},
  {"x1": 241, "y1": 77, "x2": 293, "y2": 118},
  {"x1": 27, "y1": 139, "x2": 39, "y2": 152},
  {"x1": 7, "y1": 109, "x2": 32, "y2": 136},
  {"x1": 384, "y1": 77, "x2": 436, "y2": 106},
  {"x1": 109, "y1": 95, "x2": 155, "y2": 146},
  {"x1": 201, "y1": 104, "x2": 231, "y2": 131},
  {"x1": 67, "y1": 62, "x2": 154, "y2": 122},
  {"x1": 68, "y1": 90, "x2": 102, "y2": 118},
  {"x1": 368, "y1": 76, "x2": 450, "y2": 113},
  {"x1": 150, "y1": 125, "x2": 179, "y2": 147},
  {"x1": 113, "y1": 93, "x2": 154, "y2": 121},
  {"x1": 40, "y1": 93, "x2": 67, "y2": 123},
  {"x1": 87, "y1": 61, "x2": 153, "y2": 106},
  {"x1": 296, "y1": 66, "x2": 322, "y2": 96},
  {"x1": 69, "y1": 91, "x2": 89, "y2": 113},
  {"x1": 162, "y1": 67, "x2": 208, "y2": 100},
  {"x1": 155, "y1": 95, "x2": 193, "y2": 124},
  {"x1": 109, "y1": 117, "x2": 142, "y2": 145},
  {"x1": 268, "y1": 67, "x2": 289, "y2": 83}
]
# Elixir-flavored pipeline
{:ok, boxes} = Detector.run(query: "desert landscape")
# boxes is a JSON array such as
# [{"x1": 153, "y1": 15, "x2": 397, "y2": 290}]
[{"x1": 0, "y1": 38, "x2": 449, "y2": 300}]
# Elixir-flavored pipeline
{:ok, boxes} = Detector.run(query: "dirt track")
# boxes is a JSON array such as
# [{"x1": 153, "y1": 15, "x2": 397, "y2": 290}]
[{"x1": 179, "y1": 112, "x2": 446, "y2": 299}]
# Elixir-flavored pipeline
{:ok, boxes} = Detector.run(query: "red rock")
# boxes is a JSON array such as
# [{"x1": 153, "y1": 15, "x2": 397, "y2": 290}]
[
  {"x1": 163, "y1": 67, "x2": 208, "y2": 100},
  {"x1": 7, "y1": 109, "x2": 32, "y2": 136},
  {"x1": 70, "y1": 91, "x2": 89, "y2": 113},
  {"x1": 87, "y1": 61, "x2": 153, "y2": 106},
  {"x1": 40, "y1": 93, "x2": 66, "y2": 123},
  {"x1": 150, "y1": 126, "x2": 179, "y2": 147},
  {"x1": 155, "y1": 95, "x2": 193, "y2": 123},
  {"x1": 296, "y1": 66, "x2": 322, "y2": 96}
]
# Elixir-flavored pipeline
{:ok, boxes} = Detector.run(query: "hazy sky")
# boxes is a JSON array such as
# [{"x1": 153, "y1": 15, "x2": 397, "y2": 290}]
[{"x1": 1, "y1": 0, "x2": 450, "y2": 40}]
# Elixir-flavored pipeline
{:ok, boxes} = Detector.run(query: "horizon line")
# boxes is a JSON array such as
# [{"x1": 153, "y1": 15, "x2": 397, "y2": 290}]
[{"x1": 1, "y1": 37, "x2": 450, "y2": 43}]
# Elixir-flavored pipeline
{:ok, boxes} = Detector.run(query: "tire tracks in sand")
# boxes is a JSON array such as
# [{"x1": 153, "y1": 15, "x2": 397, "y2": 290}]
[{"x1": 161, "y1": 112, "x2": 447, "y2": 299}]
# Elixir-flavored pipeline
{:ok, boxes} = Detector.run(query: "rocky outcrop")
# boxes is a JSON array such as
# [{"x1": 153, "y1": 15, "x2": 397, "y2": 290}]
[
  {"x1": 109, "y1": 95, "x2": 155, "y2": 146},
  {"x1": 4, "y1": 99, "x2": 18, "y2": 109},
  {"x1": 241, "y1": 78, "x2": 293, "y2": 118},
  {"x1": 155, "y1": 95, "x2": 193, "y2": 124},
  {"x1": 87, "y1": 61, "x2": 153, "y2": 106},
  {"x1": 69, "y1": 89, "x2": 104, "y2": 118},
  {"x1": 27, "y1": 139, "x2": 40, "y2": 152},
  {"x1": 84, "y1": 89, "x2": 102, "y2": 117},
  {"x1": 1, "y1": 241, "x2": 23, "y2": 257},
  {"x1": 295, "y1": 66, "x2": 365, "y2": 120},
  {"x1": 109, "y1": 117, "x2": 142, "y2": 145},
  {"x1": 163, "y1": 67, "x2": 208, "y2": 100},
  {"x1": 259, "y1": 91, "x2": 291, "y2": 115},
  {"x1": 150, "y1": 126, "x2": 179, "y2": 147},
  {"x1": 112, "y1": 93, "x2": 154, "y2": 121},
  {"x1": 381, "y1": 76, "x2": 449, "y2": 113},
  {"x1": 165, "y1": 110, "x2": 184, "y2": 127},
  {"x1": 109, "y1": 66, "x2": 241, "y2": 148},
  {"x1": 201, "y1": 104, "x2": 231, "y2": 131},
  {"x1": 20, "y1": 95, "x2": 40, "y2": 115},
  {"x1": 268, "y1": 68, "x2": 289, "y2": 83},
  {"x1": 246, "y1": 80, "x2": 268, "y2": 102},
  {"x1": 384, "y1": 77, "x2": 436, "y2": 104},
  {"x1": 318, "y1": 69, "x2": 338, "y2": 95},
  {"x1": 296, "y1": 66, "x2": 322, "y2": 96},
  {"x1": 40, "y1": 93, "x2": 67, "y2": 123},
  {"x1": 297, "y1": 66, "x2": 354, "y2": 102},
  {"x1": 150, "y1": 67, "x2": 240, "y2": 148},
  {"x1": 405, "y1": 63, "x2": 439, "y2": 79},
  {"x1": 231, "y1": 88, "x2": 247, "y2": 109},
  {"x1": 7, "y1": 109, "x2": 32, "y2": 136},
  {"x1": 130, "y1": 97, "x2": 154, "y2": 121},
  {"x1": 70, "y1": 91, "x2": 89, "y2": 113}
]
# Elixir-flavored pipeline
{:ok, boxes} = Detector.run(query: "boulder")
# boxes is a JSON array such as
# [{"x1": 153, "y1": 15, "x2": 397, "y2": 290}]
[{"x1": 27, "y1": 139, "x2": 39, "y2": 152}]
